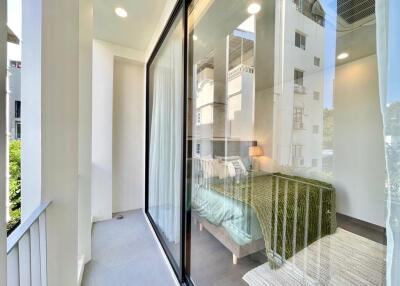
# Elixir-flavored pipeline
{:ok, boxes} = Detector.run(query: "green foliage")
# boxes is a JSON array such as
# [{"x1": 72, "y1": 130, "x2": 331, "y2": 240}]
[{"x1": 8, "y1": 140, "x2": 21, "y2": 233}]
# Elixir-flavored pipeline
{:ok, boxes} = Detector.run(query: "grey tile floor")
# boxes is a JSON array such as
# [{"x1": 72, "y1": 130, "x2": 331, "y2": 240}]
[{"x1": 82, "y1": 210, "x2": 177, "y2": 286}]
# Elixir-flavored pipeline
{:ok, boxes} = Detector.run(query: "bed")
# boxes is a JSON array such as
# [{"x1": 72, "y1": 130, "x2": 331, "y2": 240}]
[{"x1": 191, "y1": 157, "x2": 337, "y2": 267}]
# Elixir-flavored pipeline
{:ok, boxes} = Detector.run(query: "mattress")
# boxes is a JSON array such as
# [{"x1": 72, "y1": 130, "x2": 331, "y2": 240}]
[
  {"x1": 192, "y1": 185, "x2": 263, "y2": 246},
  {"x1": 192, "y1": 173, "x2": 337, "y2": 268}
]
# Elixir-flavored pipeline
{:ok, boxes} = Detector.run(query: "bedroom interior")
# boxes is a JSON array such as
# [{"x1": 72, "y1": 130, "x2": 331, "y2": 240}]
[{"x1": 146, "y1": 0, "x2": 395, "y2": 285}]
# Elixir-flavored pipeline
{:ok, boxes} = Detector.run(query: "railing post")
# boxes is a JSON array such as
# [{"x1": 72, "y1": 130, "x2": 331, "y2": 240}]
[{"x1": 39, "y1": 213, "x2": 48, "y2": 286}]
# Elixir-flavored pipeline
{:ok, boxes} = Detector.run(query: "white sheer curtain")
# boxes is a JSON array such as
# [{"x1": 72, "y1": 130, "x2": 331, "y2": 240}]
[
  {"x1": 376, "y1": 0, "x2": 400, "y2": 285},
  {"x1": 149, "y1": 28, "x2": 183, "y2": 244}
]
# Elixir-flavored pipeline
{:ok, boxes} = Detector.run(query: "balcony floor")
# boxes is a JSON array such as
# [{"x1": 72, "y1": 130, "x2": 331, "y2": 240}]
[{"x1": 82, "y1": 210, "x2": 177, "y2": 286}]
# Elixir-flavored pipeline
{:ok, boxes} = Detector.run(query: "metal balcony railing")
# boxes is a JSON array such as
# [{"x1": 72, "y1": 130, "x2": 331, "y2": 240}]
[{"x1": 7, "y1": 201, "x2": 51, "y2": 286}]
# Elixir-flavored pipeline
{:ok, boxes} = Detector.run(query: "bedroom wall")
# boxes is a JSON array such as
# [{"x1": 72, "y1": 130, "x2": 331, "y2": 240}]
[
  {"x1": 112, "y1": 58, "x2": 144, "y2": 213},
  {"x1": 333, "y1": 54, "x2": 386, "y2": 227}
]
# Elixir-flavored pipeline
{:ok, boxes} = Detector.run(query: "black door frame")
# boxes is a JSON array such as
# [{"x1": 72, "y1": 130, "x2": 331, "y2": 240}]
[{"x1": 145, "y1": 0, "x2": 193, "y2": 284}]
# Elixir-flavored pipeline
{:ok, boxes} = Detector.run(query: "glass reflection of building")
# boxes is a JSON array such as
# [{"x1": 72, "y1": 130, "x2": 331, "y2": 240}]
[{"x1": 193, "y1": 1, "x2": 326, "y2": 176}]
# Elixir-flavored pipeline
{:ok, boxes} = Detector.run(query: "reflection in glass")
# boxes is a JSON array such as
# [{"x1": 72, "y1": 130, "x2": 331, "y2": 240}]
[{"x1": 187, "y1": 0, "x2": 390, "y2": 285}]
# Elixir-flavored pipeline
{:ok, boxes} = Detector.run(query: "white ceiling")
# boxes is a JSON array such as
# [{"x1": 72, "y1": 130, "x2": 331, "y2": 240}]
[{"x1": 93, "y1": 0, "x2": 166, "y2": 51}]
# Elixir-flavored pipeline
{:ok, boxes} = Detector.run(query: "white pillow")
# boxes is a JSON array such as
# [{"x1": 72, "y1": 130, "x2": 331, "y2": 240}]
[{"x1": 216, "y1": 158, "x2": 247, "y2": 178}]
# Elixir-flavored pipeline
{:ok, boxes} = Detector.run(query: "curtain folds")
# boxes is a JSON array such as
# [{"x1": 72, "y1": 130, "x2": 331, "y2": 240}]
[
  {"x1": 149, "y1": 31, "x2": 183, "y2": 244},
  {"x1": 376, "y1": 0, "x2": 400, "y2": 285}
]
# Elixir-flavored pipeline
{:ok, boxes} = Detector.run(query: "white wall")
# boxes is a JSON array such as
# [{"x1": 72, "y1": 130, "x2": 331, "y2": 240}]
[
  {"x1": 0, "y1": 1, "x2": 7, "y2": 283},
  {"x1": 41, "y1": 0, "x2": 80, "y2": 284},
  {"x1": 334, "y1": 54, "x2": 386, "y2": 227},
  {"x1": 92, "y1": 39, "x2": 144, "y2": 221},
  {"x1": 145, "y1": 0, "x2": 177, "y2": 61},
  {"x1": 112, "y1": 59, "x2": 144, "y2": 213},
  {"x1": 21, "y1": 0, "x2": 42, "y2": 220},
  {"x1": 78, "y1": 0, "x2": 93, "y2": 280}
]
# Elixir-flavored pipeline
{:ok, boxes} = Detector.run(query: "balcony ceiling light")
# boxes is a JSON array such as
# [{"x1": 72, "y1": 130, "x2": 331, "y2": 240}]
[
  {"x1": 115, "y1": 7, "x2": 128, "y2": 18},
  {"x1": 193, "y1": 34, "x2": 198, "y2": 41},
  {"x1": 247, "y1": 3, "x2": 261, "y2": 15},
  {"x1": 337, "y1": 52, "x2": 349, "y2": 60}
]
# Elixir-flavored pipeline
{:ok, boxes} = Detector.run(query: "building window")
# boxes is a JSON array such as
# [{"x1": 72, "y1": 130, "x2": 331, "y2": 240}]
[
  {"x1": 313, "y1": 91, "x2": 320, "y2": 100},
  {"x1": 314, "y1": 56, "x2": 320, "y2": 66},
  {"x1": 312, "y1": 159, "x2": 318, "y2": 167},
  {"x1": 293, "y1": 107, "x2": 304, "y2": 129},
  {"x1": 15, "y1": 100, "x2": 21, "y2": 118},
  {"x1": 15, "y1": 122, "x2": 21, "y2": 140},
  {"x1": 292, "y1": 144, "x2": 303, "y2": 158},
  {"x1": 196, "y1": 143, "x2": 201, "y2": 155},
  {"x1": 196, "y1": 112, "x2": 201, "y2": 125},
  {"x1": 295, "y1": 32, "x2": 306, "y2": 50},
  {"x1": 294, "y1": 69, "x2": 304, "y2": 86},
  {"x1": 292, "y1": 144, "x2": 304, "y2": 167},
  {"x1": 313, "y1": 125, "x2": 319, "y2": 134}
]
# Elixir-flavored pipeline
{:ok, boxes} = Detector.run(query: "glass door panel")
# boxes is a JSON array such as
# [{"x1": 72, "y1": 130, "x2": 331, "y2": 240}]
[
  {"x1": 147, "y1": 7, "x2": 184, "y2": 277},
  {"x1": 186, "y1": 1, "x2": 389, "y2": 285}
]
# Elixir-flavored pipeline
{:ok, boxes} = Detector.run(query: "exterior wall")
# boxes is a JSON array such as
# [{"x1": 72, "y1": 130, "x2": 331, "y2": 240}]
[
  {"x1": 112, "y1": 59, "x2": 144, "y2": 213},
  {"x1": 41, "y1": 0, "x2": 80, "y2": 284},
  {"x1": 21, "y1": 0, "x2": 42, "y2": 220},
  {"x1": 91, "y1": 39, "x2": 144, "y2": 221},
  {"x1": 78, "y1": 0, "x2": 93, "y2": 280},
  {"x1": 274, "y1": 0, "x2": 325, "y2": 172},
  {"x1": 7, "y1": 64, "x2": 21, "y2": 140}
]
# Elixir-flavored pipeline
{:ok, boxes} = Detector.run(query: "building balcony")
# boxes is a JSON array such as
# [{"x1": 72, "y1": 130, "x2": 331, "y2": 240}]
[
  {"x1": 292, "y1": 156, "x2": 305, "y2": 168},
  {"x1": 82, "y1": 210, "x2": 177, "y2": 286},
  {"x1": 293, "y1": 0, "x2": 325, "y2": 27},
  {"x1": 293, "y1": 120, "x2": 305, "y2": 130},
  {"x1": 6, "y1": 206, "x2": 178, "y2": 286},
  {"x1": 294, "y1": 84, "x2": 306, "y2": 94}
]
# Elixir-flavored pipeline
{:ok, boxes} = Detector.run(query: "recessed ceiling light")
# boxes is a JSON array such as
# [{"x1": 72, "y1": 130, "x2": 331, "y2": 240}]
[
  {"x1": 247, "y1": 3, "x2": 261, "y2": 15},
  {"x1": 193, "y1": 34, "x2": 198, "y2": 41},
  {"x1": 115, "y1": 7, "x2": 128, "y2": 18},
  {"x1": 337, "y1": 52, "x2": 349, "y2": 60}
]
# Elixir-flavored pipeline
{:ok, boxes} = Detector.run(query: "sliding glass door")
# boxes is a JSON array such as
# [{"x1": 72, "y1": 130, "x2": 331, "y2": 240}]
[
  {"x1": 146, "y1": 1, "x2": 400, "y2": 285},
  {"x1": 146, "y1": 2, "x2": 184, "y2": 279},
  {"x1": 186, "y1": 0, "x2": 394, "y2": 285}
]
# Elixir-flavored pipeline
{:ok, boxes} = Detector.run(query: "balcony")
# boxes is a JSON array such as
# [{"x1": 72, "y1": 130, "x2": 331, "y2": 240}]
[
  {"x1": 6, "y1": 207, "x2": 177, "y2": 286},
  {"x1": 81, "y1": 210, "x2": 177, "y2": 286},
  {"x1": 293, "y1": 0, "x2": 325, "y2": 27},
  {"x1": 292, "y1": 156, "x2": 305, "y2": 168},
  {"x1": 293, "y1": 121, "x2": 305, "y2": 130},
  {"x1": 294, "y1": 84, "x2": 306, "y2": 94}
]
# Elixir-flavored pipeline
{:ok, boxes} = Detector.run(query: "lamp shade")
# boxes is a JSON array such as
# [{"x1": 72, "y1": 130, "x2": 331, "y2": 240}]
[{"x1": 249, "y1": 146, "x2": 263, "y2": 157}]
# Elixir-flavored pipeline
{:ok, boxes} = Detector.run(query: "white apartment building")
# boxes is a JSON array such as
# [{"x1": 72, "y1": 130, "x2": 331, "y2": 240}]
[
  {"x1": 192, "y1": 1, "x2": 325, "y2": 175},
  {"x1": 7, "y1": 60, "x2": 21, "y2": 141},
  {"x1": 273, "y1": 0, "x2": 325, "y2": 173}
]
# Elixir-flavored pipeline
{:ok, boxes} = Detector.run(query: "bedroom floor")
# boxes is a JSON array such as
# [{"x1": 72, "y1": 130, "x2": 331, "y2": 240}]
[{"x1": 190, "y1": 214, "x2": 386, "y2": 286}]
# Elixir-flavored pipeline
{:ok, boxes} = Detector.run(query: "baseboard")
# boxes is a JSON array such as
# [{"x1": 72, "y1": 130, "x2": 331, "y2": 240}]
[
  {"x1": 143, "y1": 210, "x2": 180, "y2": 286},
  {"x1": 337, "y1": 213, "x2": 386, "y2": 233}
]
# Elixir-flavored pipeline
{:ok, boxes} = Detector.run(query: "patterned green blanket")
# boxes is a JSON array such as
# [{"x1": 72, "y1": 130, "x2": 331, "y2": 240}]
[{"x1": 210, "y1": 173, "x2": 336, "y2": 268}]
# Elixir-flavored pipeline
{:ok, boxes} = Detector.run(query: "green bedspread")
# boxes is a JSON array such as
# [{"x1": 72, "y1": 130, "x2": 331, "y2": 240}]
[{"x1": 210, "y1": 173, "x2": 337, "y2": 268}]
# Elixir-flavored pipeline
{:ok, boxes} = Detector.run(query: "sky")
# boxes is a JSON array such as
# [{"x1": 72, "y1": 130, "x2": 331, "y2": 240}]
[{"x1": 7, "y1": 0, "x2": 22, "y2": 62}]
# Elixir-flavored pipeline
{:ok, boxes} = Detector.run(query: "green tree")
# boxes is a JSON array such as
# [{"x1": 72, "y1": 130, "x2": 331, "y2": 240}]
[{"x1": 7, "y1": 140, "x2": 21, "y2": 234}]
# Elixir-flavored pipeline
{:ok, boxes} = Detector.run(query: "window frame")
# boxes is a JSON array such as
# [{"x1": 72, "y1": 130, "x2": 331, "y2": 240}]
[{"x1": 295, "y1": 31, "x2": 306, "y2": 50}]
